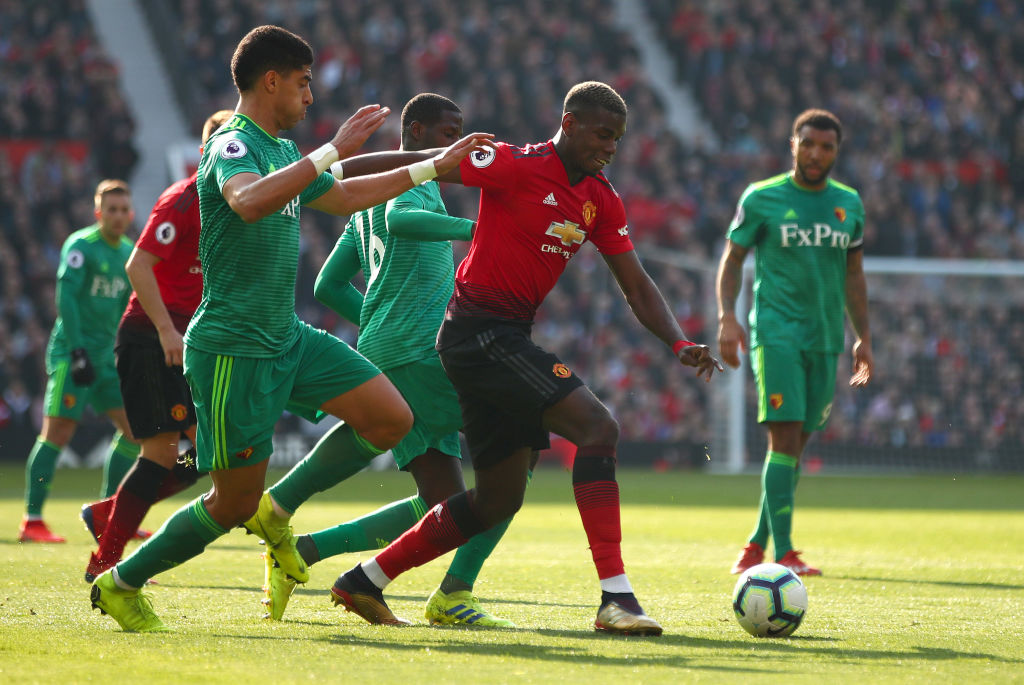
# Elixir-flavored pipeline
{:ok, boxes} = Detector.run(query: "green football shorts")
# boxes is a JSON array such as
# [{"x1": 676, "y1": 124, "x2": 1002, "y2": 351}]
[
  {"x1": 750, "y1": 345, "x2": 838, "y2": 432},
  {"x1": 43, "y1": 355, "x2": 123, "y2": 420},
  {"x1": 184, "y1": 322, "x2": 380, "y2": 471},
  {"x1": 384, "y1": 356, "x2": 462, "y2": 469}
]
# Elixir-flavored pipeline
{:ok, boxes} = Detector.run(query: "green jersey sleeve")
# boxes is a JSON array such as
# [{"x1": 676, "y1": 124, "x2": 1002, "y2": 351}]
[
  {"x1": 314, "y1": 226, "x2": 365, "y2": 325},
  {"x1": 55, "y1": 236, "x2": 89, "y2": 349},
  {"x1": 726, "y1": 184, "x2": 765, "y2": 248},
  {"x1": 299, "y1": 168, "x2": 335, "y2": 205},
  {"x1": 386, "y1": 187, "x2": 474, "y2": 242},
  {"x1": 209, "y1": 134, "x2": 262, "y2": 191}
]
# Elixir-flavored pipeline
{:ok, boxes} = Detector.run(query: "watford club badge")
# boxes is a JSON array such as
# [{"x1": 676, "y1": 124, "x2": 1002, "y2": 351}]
[
  {"x1": 769, "y1": 393, "x2": 784, "y2": 410},
  {"x1": 834, "y1": 207, "x2": 846, "y2": 223}
]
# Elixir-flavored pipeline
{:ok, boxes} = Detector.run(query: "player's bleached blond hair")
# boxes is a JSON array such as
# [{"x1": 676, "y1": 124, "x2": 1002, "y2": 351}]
[
  {"x1": 202, "y1": 109, "x2": 235, "y2": 144},
  {"x1": 93, "y1": 179, "x2": 130, "y2": 208},
  {"x1": 563, "y1": 81, "x2": 627, "y2": 118}
]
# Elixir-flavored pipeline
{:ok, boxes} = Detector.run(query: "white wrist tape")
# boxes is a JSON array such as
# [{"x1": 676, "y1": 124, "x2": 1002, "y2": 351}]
[
  {"x1": 329, "y1": 160, "x2": 345, "y2": 180},
  {"x1": 408, "y1": 158, "x2": 437, "y2": 186},
  {"x1": 309, "y1": 143, "x2": 339, "y2": 175}
]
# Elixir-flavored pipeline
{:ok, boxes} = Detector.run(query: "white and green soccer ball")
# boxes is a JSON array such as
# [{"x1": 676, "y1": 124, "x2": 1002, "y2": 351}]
[{"x1": 732, "y1": 562, "x2": 808, "y2": 637}]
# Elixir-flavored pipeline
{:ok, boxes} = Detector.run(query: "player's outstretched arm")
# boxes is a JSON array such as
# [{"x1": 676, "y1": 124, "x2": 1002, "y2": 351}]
[
  {"x1": 313, "y1": 237, "x2": 364, "y2": 325},
  {"x1": 308, "y1": 132, "x2": 493, "y2": 216},
  {"x1": 845, "y1": 247, "x2": 873, "y2": 387},
  {"x1": 126, "y1": 247, "x2": 182, "y2": 366},
  {"x1": 222, "y1": 105, "x2": 391, "y2": 223},
  {"x1": 603, "y1": 250, "x2": 724, "y2": 381},
  {"x1": 716, "y1": 240, "x2": 749, "y2": 369}
]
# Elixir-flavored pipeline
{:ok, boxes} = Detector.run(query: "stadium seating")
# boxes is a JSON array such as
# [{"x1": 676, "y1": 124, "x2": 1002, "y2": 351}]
[{"x1": 3, "y1": 0, "x2": 1023, "y2": 466}]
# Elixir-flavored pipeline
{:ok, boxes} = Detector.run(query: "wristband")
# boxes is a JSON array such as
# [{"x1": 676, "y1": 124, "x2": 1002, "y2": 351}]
[
  {"x1": 672, "y1": 340, "x2": 696, "y2": 356},
  {"x1": 408, "y1": 158, "x2": 437, "y2": 186},
  {"x1": 308, "y1": 143, "x2": 339, "y2": 175},
  {"x1": 329, "y1": 160, "x2": 345, "y2": 180}
]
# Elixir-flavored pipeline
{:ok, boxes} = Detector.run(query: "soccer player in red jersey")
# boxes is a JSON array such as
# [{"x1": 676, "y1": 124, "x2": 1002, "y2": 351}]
[
  {"x1": 80, "y1": 110, "x2": 234, "y2": 581},
  {"x1": 331, "y1": 81, "x2": 723, "y2": 635}
]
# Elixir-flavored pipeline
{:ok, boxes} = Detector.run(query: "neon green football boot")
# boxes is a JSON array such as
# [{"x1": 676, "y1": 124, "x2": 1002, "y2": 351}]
[
  {"x1": 261, "y1": 551, "x2": 297, "y2": 620},
  {"x1": 424, "y1": 589, "x2": 515, "y2": 627},
  {"x1": 243, "y1": 492, "x2": 309, "y2": 583},
  {"x1": 90, "y1": 570, "x2": 169, "y2": 632}
]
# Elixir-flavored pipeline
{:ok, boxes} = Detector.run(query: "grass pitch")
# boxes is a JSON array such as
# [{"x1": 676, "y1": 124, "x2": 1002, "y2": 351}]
[{"x1": 0, "y1": 465, "x2": 1021, "y2": 684}]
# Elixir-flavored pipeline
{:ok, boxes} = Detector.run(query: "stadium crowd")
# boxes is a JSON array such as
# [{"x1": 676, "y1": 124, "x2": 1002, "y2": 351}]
[{"x1": 2, "y1": 0, "x2": 1023, "y2": 468}]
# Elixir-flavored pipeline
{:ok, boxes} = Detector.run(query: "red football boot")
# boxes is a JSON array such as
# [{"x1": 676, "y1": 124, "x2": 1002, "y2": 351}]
[
  {"x1": 80, "y1": 498, "x2": 114, "y2": 542},
  {"x1": 730, "y1": 541, "x2": 765, "y2": 574},
  {"x1": 777, "y1": 550, "x2": 822, "y2": 576},
  {"x1": 18, "y1": 518, "x2": 66, "y2": 543}
]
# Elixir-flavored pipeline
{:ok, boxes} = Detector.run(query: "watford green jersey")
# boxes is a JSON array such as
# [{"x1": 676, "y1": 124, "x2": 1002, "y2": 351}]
[
  {"x1": 335, "y1": 181, "x2": 473, "y2": 370},
  {"x1": 46, "y1": 224, "x2": 133, "y2": 369},
  {"x1": 727, "y1": 173, "x2": 864, "y2": 353},
  {"x1": 186, "y1": 113, "x2": 335, "y2": 357}
]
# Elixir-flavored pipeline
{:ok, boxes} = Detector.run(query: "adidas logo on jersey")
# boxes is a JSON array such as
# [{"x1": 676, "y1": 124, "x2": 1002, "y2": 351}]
[{"x1": 543, "y1": 192, "x2": 558, "y2": 206}]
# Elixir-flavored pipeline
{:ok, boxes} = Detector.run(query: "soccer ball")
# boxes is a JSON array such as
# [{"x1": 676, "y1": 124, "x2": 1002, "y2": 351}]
[{"x1": 732, "y1": 563, "x2": 808, "y2": 637}]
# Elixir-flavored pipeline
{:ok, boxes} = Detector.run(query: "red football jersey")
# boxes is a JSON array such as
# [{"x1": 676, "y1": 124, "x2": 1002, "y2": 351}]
[
  {"x1": 120, "y1": 173, "x2": 202, "y2": 333},
  {"x1": 453, "y1": 140, "x2": 633, "y2": 321}
]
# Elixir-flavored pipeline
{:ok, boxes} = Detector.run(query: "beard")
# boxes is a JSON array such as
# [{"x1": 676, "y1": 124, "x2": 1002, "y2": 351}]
[{"x1": 795, "y1": 159, "x2": 834, "y2": 185}]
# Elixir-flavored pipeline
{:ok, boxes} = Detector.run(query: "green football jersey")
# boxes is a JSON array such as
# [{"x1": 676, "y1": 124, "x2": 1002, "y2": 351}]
[
  {"x1": 727, "y1": 173, "x2": 865, "y2": 353},
  {"x1": 186, "y1": 113, "x2": 335, "y2": 357},
  {"x1": 338, "y1": 181, "x2": 473, "y2": 370},
  {"x1": 46, "y1": 224, "x2": 133, "y2": 369}
]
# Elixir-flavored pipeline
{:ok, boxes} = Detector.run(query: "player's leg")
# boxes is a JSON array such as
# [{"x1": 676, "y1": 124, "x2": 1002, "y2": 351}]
[
  {"x1": 331, "y1": 448, "x2": 528, "y2": 626},
  {"x1": 21, "y1": 414, "x2": 76, "y2": 542},
  {"x1": 100, "y1": 411, "x2": 141, "y2": 499},
  {"x1": 330, "y1": 323, "x2": 566, "y2": 626},
  {"x1": 85, "y1": 429, "x2": 200, "y2": 582},
  {"x1": 91, "y1": 346, "x2": 283, "y2": 631},
  {"x1": 772, "y1": 352, "x2": 836, "y2": 576},
  {"x1": 245, "y1": 325, "x2": 410, "y2": 585},
  {"x1": 95, "y1": 359, "x2": 142, "y2": 498},
  {"x1": 543, "y1": 385, "x2": 661, "y2": 635},
  {"x1": 21, "y1": 363, "x2": 83, "y2": 542},
  {"x1": 425, "y1": 450, "x2": 532, "y2": 628}
]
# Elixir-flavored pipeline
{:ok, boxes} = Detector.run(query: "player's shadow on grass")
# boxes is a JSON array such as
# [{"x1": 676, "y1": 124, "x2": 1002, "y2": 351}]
[
  {"x1": 839, "y1": 574, "x2": 1024, "y2": 591},
  {"x1": 318, "y1": 632, "x2": 763, "y2": 673}
]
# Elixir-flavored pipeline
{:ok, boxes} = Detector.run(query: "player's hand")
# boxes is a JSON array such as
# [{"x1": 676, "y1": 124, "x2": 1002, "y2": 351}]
[
  {"x1": 678, "y1": 344, "x2": 725, "y2": 381},
  {"x1": 431, "y1": 132, "x2": 496, "y2": 176},
  {"x1": 717, "y1": 315, "x2": 747, "y2": 369},
  {"x1": 157, "y1": 327, "x2": 185, "y2": 367},
  {"x1": 850, "y1": 339, "x2": 873, "y2": 387},
  {"x1": 330, "y1": 105, "x2": 391, "y2": 160},
  {"x1": 70, "y1": 348, "x2": 95, "y2": 386}
]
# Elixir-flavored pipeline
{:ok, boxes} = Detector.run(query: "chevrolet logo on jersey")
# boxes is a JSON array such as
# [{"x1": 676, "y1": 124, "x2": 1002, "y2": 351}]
[{"x1": 546, "y1": 220, "x2": 586, "y2": 247}]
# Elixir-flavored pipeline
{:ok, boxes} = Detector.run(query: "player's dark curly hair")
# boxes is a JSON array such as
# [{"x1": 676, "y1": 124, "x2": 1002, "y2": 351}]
[
  {"x1": 231, "y1": 25, "x2": 313, "y2": 93},
  {"x1": 792, "y1": 109, "x2": 843, "y2": 145},
  {"x1": 401, "y1": 93, "x2": 461, "y2": 132},
  {"x1": 563, "y1": 81, "x2": 628, "y2": 118}
]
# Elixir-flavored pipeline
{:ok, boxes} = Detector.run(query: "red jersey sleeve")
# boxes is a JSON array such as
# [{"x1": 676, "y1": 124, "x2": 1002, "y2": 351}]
[
  {"x1": 588, "y1": 180, "x2": 634, "y2": 256},
  {"x1": 135, "y1": 179, "x2": 198, "y2": 261},
  {"x1": 459, "y1": 142, "x2": 520, "y2": 193}
]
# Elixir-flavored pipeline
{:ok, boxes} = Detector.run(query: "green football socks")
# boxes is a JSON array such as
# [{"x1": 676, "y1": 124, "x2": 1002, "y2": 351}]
[
  {"x1": 761, "y1": 451, "x2": 798, "y2": 558},
  {"x1": 269, "y1": 422, "x2": 384, "y2": 514},
  {"x1": 24, "y1": 438, "x2": 62, "y2": 516},
  {"x1": 441, "y1": 469, "x2": 531, "y2": 592},
  {"x1": 116, "y1": 496, "x2": 228, "y2": 588},
  {"x1": 307, "y1": 495, "x2": 428, "y2": 561},
  {"x1": 101, "y1": 432, "x2": 141, "y2": 497}
]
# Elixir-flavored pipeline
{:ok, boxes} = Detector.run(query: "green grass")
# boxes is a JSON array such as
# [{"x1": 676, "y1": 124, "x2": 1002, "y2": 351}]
[{"x1": 1, "y1": 465, "x2": 1022, "y2": 684}]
